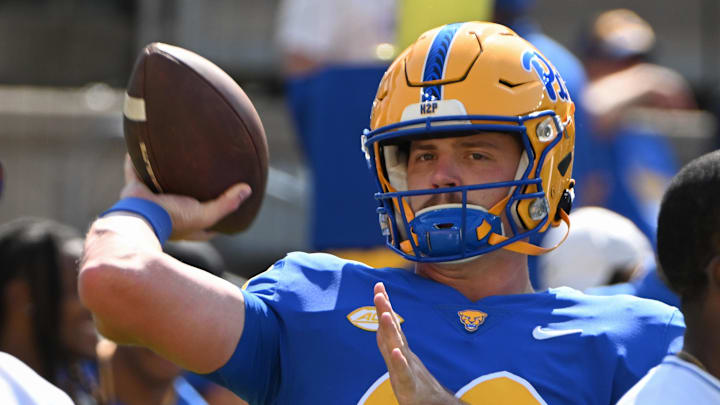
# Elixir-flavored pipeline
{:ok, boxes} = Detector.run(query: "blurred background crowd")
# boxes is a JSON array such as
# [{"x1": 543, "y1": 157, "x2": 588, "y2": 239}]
[{"x1": 0, "y1": 0, "x2": 718, "y2": 403}]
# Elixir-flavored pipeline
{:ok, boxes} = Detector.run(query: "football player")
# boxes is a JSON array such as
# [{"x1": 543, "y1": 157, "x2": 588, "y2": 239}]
[
  {"x1": 617, "y1": 150, "x2": 720, "y2": 403},
  {"x1": 80, "y1": 22, "x2": 684, "y2": 404}
]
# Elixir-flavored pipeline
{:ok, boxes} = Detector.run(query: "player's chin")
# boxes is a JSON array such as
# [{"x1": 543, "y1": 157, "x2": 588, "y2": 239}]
[{"x1": 432, "y1": 256, "x2": 483, "y2": 268}]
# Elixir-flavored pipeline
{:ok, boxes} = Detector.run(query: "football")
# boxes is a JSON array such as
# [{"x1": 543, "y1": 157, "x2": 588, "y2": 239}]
[{"x1": 122, "y1": 42, "x2": 268, "y2": 234}]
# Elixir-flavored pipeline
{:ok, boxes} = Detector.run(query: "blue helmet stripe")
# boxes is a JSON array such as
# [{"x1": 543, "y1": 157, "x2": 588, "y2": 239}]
[{"x1": 421, "y1": 23, "x2": 463, "y2": 102}]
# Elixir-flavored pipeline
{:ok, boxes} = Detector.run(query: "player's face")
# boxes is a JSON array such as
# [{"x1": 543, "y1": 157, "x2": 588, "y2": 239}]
[{"x1": 406, "y1": 133, "x2": 522, "y2": 212}]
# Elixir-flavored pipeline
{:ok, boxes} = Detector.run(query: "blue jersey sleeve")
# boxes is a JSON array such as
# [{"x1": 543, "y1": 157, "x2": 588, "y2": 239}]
[
  {"x1": 611, "y1": 306, "x2": 685, "y2": 402},
  {"x1": 204, "y1": 289, "x2": 281, "y2": 405},
  {"x1": 547, "y1": 288, "x2": 685, "y2": 404}
]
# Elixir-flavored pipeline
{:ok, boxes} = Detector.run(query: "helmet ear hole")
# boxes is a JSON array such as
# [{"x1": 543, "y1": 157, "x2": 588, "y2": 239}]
[{"x1": 382, "y1": 143, "x2": 410, "y2": 191}]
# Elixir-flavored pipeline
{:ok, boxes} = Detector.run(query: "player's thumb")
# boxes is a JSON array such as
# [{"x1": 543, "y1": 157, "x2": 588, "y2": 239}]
[{"x1": 201, "y1": 183, "x2": 252, "y2": 226}]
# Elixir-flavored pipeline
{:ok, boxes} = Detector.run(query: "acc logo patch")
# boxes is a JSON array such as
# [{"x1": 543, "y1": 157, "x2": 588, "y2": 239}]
[
  {"x1": 458, "y1": 309, "x2": 487, "y2": 332},
  {"x1": 347, "y1": 306, "x2": 404, "y2": 332}
]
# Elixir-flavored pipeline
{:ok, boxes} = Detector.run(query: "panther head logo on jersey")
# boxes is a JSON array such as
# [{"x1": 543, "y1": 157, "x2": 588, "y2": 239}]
[{"x1": 458, "y1": 309, "x2": 487, "y2": 332}]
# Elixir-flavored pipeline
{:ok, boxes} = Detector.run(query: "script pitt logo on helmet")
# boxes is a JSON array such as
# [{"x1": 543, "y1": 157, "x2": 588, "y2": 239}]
[
  {"x1": 521, "y1": 50, "x2": 570, "y2": 103},
  {"x1": 457, "y1": 309, "x2": 487, "y2": 332}
]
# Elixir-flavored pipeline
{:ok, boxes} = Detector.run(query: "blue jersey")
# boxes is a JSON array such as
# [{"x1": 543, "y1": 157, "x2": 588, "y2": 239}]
[{"x1": 207, "y1": 252, "x2": 684, "y2": 404}]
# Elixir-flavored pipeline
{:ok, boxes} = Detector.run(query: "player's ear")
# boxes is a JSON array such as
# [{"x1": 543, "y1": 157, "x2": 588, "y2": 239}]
[{"x1": 706, "y1": 255, "x2": 720, "y2": 292}]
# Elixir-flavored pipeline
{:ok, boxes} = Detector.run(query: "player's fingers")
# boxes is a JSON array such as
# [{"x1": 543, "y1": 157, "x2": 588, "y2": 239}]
[
  {"x1": 375, "y1": 284, "x2": 400, "y2": 363},
  {"x1": 374, "y1": 281, "x2": 392, "y2": 303},
  {"x1": 389, "y1": 347, "x2": 414, "y2": 393},
  {"x1": 374, "y1": 282, "x2": 394, "y2": 329},
  {"x1": 196, "y1": 183, "x2": 251, "y2": 229},
  {"x1": 377, "y1": 311, "x2": 406, "y2": 382},
  {"x1": 374, "y1": 281, "x2": 386, "y2": 295},
  {"x1": 374, "y1": 286, "x2": 392, "y2": 316},
  {"x1": 375, "y1": 283, "x2": 409, "y2": 347},
  {"x1": 374, "y1": 291, "x2": 402, "y2": 353},
  {"x1": 376, "y1": 308, "x2": 392, "y2": 361},
  {"x1": 377, "y1": 307, "x2": 405, "y2": 360}
]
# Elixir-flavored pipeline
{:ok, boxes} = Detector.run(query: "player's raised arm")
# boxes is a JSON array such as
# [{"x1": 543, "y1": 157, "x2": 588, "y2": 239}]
[{"x1": 79, "y1": 158, "x2": 251, "y2": 373}]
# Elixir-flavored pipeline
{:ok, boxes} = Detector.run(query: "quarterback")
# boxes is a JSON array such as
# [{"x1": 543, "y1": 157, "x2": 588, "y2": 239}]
[{"x1": 80, "y1": 22, "x2": 684, "y2": 404}]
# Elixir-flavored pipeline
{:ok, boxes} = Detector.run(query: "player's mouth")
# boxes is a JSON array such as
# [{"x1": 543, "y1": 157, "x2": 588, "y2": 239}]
[{"x1": 415, "y1": 192, "x2": 463, "y2": 212}]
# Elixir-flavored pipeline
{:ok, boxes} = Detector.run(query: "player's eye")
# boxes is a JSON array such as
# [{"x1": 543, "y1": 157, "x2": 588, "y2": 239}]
[
  {"x1": 469, "y1": 152, "x2": 488, "y2": 160},
  {"x1": 415, "y1": 152, "x2": 435, "y2": 162}
]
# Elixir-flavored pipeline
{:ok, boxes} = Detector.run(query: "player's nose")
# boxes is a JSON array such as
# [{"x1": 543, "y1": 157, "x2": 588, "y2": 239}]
[{"x1": 430, "y1": 155, "x2": 461, "y2": 189}]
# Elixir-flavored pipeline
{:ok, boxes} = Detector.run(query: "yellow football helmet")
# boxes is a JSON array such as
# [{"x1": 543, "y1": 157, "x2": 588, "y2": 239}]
[{"x1": 361, "y1": 21, "x2": 575, "y2": 262}]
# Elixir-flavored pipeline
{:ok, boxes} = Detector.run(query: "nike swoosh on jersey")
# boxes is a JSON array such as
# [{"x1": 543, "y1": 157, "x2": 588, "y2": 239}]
[{"x1": 532, "y1": 326, "x2": 583, "y2": 340}]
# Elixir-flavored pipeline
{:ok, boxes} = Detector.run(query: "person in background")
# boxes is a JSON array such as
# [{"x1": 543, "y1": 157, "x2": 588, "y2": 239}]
[
  {"x1": 539, "y1": 206, "x2": 653, "y2": 291},
  {"x1": 0, "y1": 217, "x2": 98, "y2": 403},
  {"x1": 93, "y1": 338, "x2": 208, "y2": 405},
  {"x1": 0, "y1": 173, "x2": 75, "y2": 405},
  {"x1": 0, "y1": 351, "x2": 74, "y2": 405},
  {"x1": 618, "y1": 150, "x2": 720, "y2": 403},
  {"x1": 579, "y1": 8, "x2": 698, "y2": 244},
  {"x1": 275, "y1": 0, "x2": 398, "y2": 268}
]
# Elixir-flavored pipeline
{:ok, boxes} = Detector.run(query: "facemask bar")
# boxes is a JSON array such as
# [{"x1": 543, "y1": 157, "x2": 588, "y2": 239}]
[
  {"x1": 382, "y1": 180, "x2": 546, "y2": 262},
  {"x1": 362, "y1": 111, "x2": 565, "y2": 263},
  {"x1": 506, "y1": 111, "x2": 565, "y2": 237}
]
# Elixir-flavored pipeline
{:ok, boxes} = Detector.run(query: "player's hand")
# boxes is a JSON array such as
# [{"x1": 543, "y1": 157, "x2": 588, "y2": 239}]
[
  {"x1": 374, "y1": 282, "x2": 467, "y2": 405},
  {"x1": 120, "y1": 155, "x2": 251, "y2": 240}
]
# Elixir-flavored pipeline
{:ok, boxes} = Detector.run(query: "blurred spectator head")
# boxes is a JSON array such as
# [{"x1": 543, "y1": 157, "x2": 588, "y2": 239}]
[
  {"x1": 95, "y1": 338, "x2": 195, "y2": 405},
  {"x1": 580, "y1": 9, "x2": 657, "y2": 80},
  {"x1": 539, "y1": 207, "x2": 653, "y2": 290},
  {"x1": 0, "y1": 217, "x2": 97, "y2": 381},
  {"x1": 657, "y1": 150, "x2": 720, "y2": 303},
  {"x1": 99, "y1": 339, "x2": 183, "y2": 384},
  {"x1": 582, "y1": 9, "x2": 656, "y2": 62}
]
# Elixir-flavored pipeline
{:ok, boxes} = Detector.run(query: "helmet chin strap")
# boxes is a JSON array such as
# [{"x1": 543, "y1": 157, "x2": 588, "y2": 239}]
[{"x1": 489, "y1": 208, "x2": 571, "y2": 255}]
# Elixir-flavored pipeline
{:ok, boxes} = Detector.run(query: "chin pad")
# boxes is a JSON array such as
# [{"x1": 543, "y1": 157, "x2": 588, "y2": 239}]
[{"x1": 408, "y1": 205, "x2": 503, "y2": 257}]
